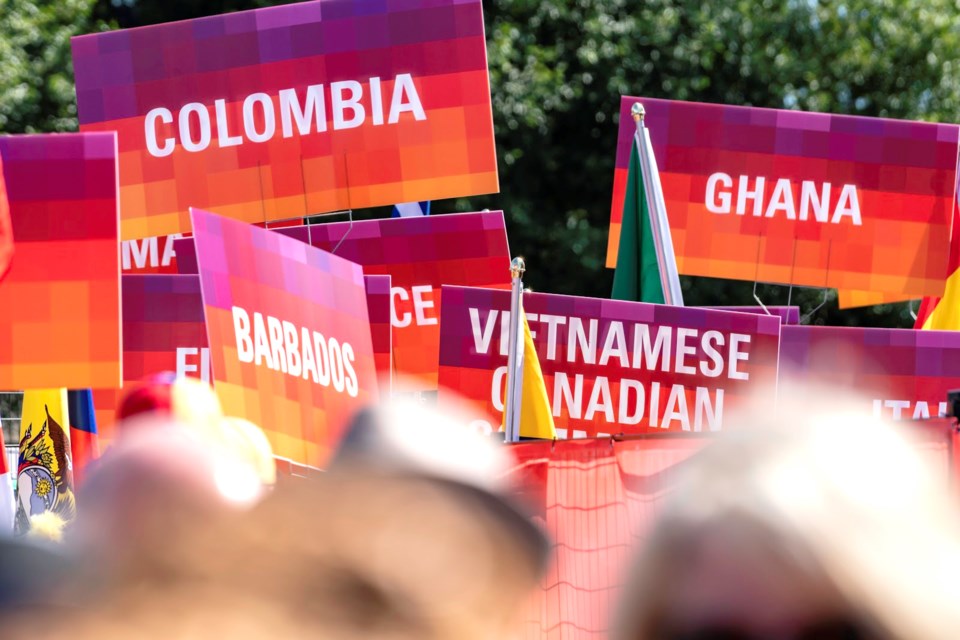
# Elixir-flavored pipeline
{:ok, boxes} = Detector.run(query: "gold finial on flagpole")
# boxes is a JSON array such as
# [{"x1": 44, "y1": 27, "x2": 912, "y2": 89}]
[
  {"x1": 631, "y1": 102, "x2": 645, "y2": 123},
  {"x1": 510, "y1": 257, "x2": 526, "y2": 279}
]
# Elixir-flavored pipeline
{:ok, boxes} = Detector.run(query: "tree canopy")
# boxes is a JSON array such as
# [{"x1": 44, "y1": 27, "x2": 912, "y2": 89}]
[{"x1": 3, "y1": 0, "x2": 957, "y2": 326}]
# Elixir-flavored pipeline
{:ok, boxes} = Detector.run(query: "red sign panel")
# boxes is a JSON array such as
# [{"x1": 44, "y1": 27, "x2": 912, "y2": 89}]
[
  {"x1": 608, "y1": 97, "x2": 958, "y2": 299},
  {"x1": 438, "y1": 286, "x2": 782, "y2": 438},
  {"x1": 779, "y1": 325, "x2": 960, "y2": 421},
  {"x1": 72, "y1": 0, "x2": 497, "y2": 240},
  {"x1": 0, "y1": 133, "x2": 121, "y2": 389}
]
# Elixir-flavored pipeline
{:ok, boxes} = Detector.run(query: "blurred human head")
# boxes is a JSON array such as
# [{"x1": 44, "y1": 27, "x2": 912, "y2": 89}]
[
  {"x1": 68, "y1": 419, "x2": 263, "y2": 591},
  {"x1": 115, "y1": 373, "x2": 224, "y2": 442},
  {"x1": 219, "y1": 416, "x2": 276, "y2": 486},
  {"x1": 613, "y1": 396, "x2": 960, "y2": 640}
]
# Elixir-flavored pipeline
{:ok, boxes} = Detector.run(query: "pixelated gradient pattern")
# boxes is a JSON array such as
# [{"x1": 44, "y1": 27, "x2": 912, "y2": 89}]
[
  {"x1": 191, "y1": 208, "x2": 378, "y2": 465},
  {"x1": 438, "y1": 286, "x2": 782, "y2": 437},
  {"x1": 0, "y1": 133, "x2": 121, "y2": 389},
  {"x1": 363, "y1": 274, "x2": 392, "y2": 397},
  {"x1": 607, "y1": 97, "x2": 957, "y2": 298},
  {"x1": 72, "y1": 0, "x2": 498, "y2": 240},
  {"x1": 779, "y1": 325, "x2": 960, "y2": 418}
]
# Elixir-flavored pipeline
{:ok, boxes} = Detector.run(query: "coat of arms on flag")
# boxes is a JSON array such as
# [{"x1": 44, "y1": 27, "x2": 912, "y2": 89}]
[{"x1": 16, "y1": 391, "x2": 75, "y2": 534}]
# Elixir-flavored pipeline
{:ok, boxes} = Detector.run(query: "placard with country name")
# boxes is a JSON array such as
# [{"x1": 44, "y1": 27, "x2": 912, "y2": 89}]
[
  {"x1": 191, "y1": 208, "x2": 378, "y2": 465},
  {"x1": 0, "y1": 133, "x2": 121, "y2": 389},
  {"x1": 779, "y1": 325, "x2": 960, "y2": 421},
  {"x1": 177, "y1": 211, "x2": 512, "y2": 392},
  {"x1": 438, "y1": 286, "x2": 782, "y2": 438},
  {"x1": 71, "y1": 0, "x2": 497, "y2": 240},
  {"x1": 607, "y1": 97, "x2": 957, "y2": 300}
]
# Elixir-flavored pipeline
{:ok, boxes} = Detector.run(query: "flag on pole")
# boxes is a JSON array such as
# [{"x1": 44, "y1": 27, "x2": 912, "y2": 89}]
[
  {"x1": 68, "y1": 389, "x2": 100, "y2": 487},
  {"x1": 16, "y1": 389, "x2": 75, "y2": 534},
  {"x1": 392, "y1": 201, "x2": 431, "y2": 218},
  {"x1": 502, "y1": 311, "x2": 557, "y2": 440},
  {"x1": 0, "y1": 151, "x2": 13, "y2": 281},
  {"x1": 0, "y1": 427, "x2": 14, "y2": 533},
  {"x1": 612, "y1": 106, "x2": 683, "y2": 306},
  {"x1": 916, "y1": 191, "x2": 959, "y2": 330}
]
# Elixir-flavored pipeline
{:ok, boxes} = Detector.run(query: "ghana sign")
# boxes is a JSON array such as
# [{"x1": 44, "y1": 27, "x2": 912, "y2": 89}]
[
  {"x1": 71, "y1": 0, "x2": 497, "y2": 240},
  {"x1": 607, "y1": 97, "x2": 958, "y2": 300}
]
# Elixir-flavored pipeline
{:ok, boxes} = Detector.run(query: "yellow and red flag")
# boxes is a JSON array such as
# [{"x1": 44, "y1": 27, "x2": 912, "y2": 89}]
[
  {"x1": 916, "y1": 196, "x2": 960, "y2": 330},
  {"x1": 16, "y1": 390, "x2": 75, "y2": 534}
]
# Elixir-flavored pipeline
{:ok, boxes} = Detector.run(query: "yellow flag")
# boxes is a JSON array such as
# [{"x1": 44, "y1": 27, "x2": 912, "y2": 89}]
[
  {"x1": 16, "y1": 389, "x2": 75, "y2": 533},
  {"x1": 922, "y1": 269, "x2": 960, "y2": 330},
  {"x1": 503, "y1": 312, "x2": 557, "y2": 440}
]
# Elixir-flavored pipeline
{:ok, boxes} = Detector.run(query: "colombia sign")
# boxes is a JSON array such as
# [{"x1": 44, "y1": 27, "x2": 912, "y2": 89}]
[
  {"x1": 438, "y1": 287, "x2": 781, "y2": 438},
  {"x1": 72, "y1": 0, "x2": 497, "y2": 240},
  {"x1": 191, "y1": 208, "x2": 378, "y2": 465},
  {"x1": 607, "y1": 97, "x2": 958, "y2": 300}
]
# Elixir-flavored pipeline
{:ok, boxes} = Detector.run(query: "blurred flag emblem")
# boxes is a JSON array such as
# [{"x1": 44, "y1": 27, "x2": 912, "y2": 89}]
[
  {"x1": 68, "y1": 389, "x2": 100, "y2": 486},
  {"x1": 392, "y1": 201, "x2": 431, "y2": 218},
  {"x1": 16, "y1": 390, "x2": 75, "y2": 533}
]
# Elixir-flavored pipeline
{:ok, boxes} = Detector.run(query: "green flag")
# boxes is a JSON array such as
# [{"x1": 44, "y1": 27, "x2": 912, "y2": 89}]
[{"x1": 612, "y1": 141, "x2": 665, "y2": 303}]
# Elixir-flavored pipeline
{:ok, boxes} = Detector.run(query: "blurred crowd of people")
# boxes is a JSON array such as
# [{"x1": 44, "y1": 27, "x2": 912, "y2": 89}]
[{"x1": 2, "y1": 378, "x2": 960, "y2": 640}]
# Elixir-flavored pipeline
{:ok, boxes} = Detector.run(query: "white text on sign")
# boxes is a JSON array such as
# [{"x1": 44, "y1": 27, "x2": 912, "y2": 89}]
[
  {"x1": 470, "y1": 308, "x2": 756, "y2": 432},
  {"x1": 705, "y1": 174, "x2": 862, "y2": 226},
  {"x1": 176, "y1": 347, "x2": 210, "y2": 382},
  {"x1": 231, "y1": 307, "x2": 358, "y2": 397},
  {"x1": 145, "y1": 74, "x2": 426, "y2": 158},
  {"x1": 391, "y1": 285, "x2": 437, "y2": 328}
]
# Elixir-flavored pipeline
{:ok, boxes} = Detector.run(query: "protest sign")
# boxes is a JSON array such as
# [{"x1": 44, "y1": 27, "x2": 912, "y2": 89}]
[
  {"x1": 438, "y1": 287, "x2": 782, "y2": 438},
  {"x1": 72, "y1": 0, "x2": 497, "y2": 240},
  {"x1": 0, "y1": 133, "x2": 121, "y2": 389},
  {"x1": 191, "y1": 208, "x2": 378, "y2": 465},
  {"x1": 607, "y1": 97, "x2": 957, "y2": 300},
  {"x1": 174, "y1": 211, "x2": 510, "y2": 391},
  {"x1": 95, "y1": 274, "x2": 209, "y2": 443},
  {"x1": 779, "y1": 325, "x2": 960, "y2": 421}
]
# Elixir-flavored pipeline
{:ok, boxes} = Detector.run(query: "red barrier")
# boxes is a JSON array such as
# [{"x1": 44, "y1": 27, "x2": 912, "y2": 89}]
[
  {"x1": 507, "y1": 422, "x2": 958, "y2": 639},
  {"x1": 506, "y1": 436, "x2": 706, "y2": 639}
]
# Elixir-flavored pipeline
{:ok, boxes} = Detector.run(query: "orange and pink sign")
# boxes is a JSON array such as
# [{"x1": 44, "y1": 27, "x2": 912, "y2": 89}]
[
  {"x1": 0, "y1": 133, "x2": 121, "y2": 389},
  {"x1": 71, "y1": 0, "x2": 497, "y2": 240},
  {"x1": 608, "y1": 97, "x2": 958, "y2": 300},
  {"x1": 191, "y1": 208, "x2": 378, "y2": 465}
]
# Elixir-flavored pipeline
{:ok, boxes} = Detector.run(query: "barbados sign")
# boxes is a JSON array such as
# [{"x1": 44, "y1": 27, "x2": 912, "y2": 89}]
[
  {"x1": 191, "y1": 208, "x2": 378, "y2": 466},
  {"x1": 607, "y1": 97, "x2": 958, "y2": 301},
  {"x1": 72, "y1": 0, "x2": 497, "y2": 240}
]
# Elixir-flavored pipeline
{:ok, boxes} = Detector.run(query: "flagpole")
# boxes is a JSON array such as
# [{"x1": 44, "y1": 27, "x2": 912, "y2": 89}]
[
  {"x1": 504, "y1": 257, "x2": 526, "y2": 443},
  {"x1": 631, "y1": 103, "x2": 684, "y2": 306}
]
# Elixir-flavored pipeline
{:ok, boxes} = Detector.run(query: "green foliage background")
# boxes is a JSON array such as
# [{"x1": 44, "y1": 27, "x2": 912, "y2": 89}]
[{"x1": 3, "y1": 0, "x2": 958, "y2": 330}]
